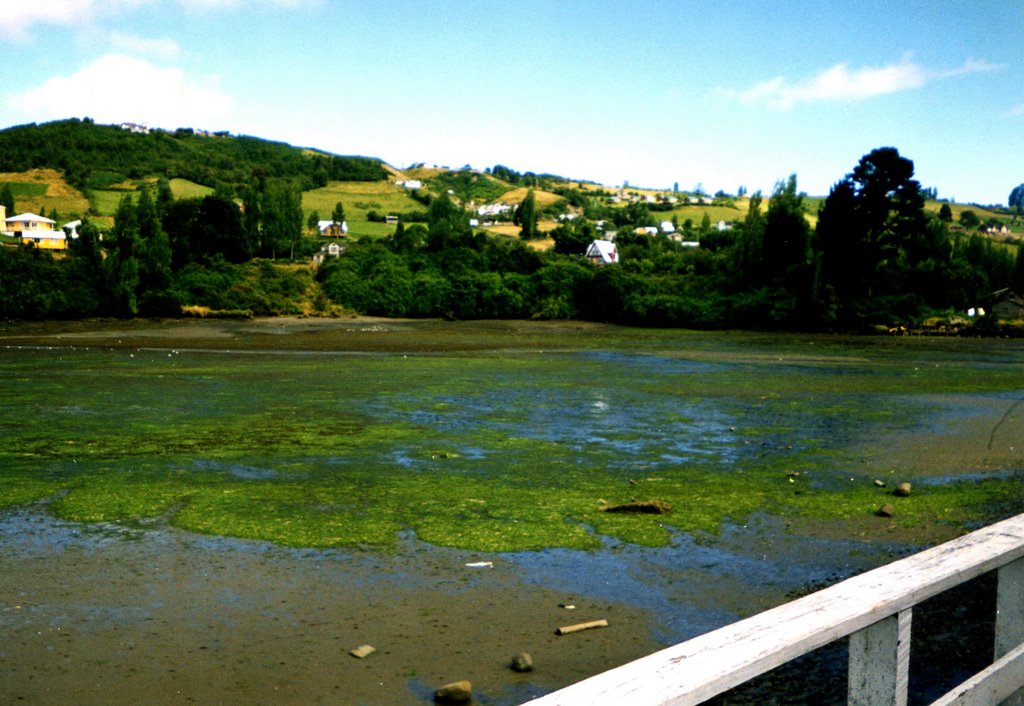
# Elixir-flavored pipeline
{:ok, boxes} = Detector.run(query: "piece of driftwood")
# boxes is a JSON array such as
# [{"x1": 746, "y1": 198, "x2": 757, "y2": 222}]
[
  {"x1": 349, "y1": 644, "x2": 376, "y2": 659},
  {"x1": 556, "y1": 619, "x2": 609, "y2": 635}
]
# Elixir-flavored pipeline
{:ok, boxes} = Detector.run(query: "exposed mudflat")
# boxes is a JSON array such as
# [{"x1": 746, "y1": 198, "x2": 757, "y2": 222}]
[
  {"x1": 1, "y1": 509, "x2": 664, "y2": 705},
  {"x1": 2, "y1": 317, "x2": 1022, "y2": 705}
]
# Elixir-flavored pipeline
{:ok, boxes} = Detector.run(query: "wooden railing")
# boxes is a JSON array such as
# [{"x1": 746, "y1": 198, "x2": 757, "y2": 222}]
[{"x1": 529, "y1": 513, "x2": 1024, "y2": 706}]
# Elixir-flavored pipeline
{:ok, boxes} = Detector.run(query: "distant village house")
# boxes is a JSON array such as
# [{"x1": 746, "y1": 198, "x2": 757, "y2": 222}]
[
  {"x1": 317, "y1": 219, "x2": 348, "y2": 237},
  {"x1": 2, "y1": 212, "x2": 68, "y2": 250},
  {"x1": 585, "y1": 239, "x2": 618, "y2": 265}
]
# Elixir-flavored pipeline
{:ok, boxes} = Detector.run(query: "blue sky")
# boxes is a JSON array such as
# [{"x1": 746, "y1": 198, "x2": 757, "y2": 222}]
[{"x1": 1, "y1": 0, "x2": 1021, "y2": 204}]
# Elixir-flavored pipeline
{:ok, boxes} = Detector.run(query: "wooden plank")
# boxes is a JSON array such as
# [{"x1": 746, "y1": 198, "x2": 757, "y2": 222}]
[
  {"x1": 927, "y1": 639, "x2": 1024, "y2": 706},
  {"x1": 529, "y1": 513, "x2": 1024, "y2": 706},
  {"x1": 848, "y1": 609, "x2": 912, "y2": 706},
  {"x1": 996, "y1": 557, "x2": 1024, "y2": 658},
  {"x1": 996, "y1": 557, "x2": 1024, "y2": 706}
]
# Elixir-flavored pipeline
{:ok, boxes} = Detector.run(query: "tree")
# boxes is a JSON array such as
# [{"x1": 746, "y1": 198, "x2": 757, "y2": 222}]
[
  {"x1": 0, "y1": 183, "x2": 14, "y2": 213},
  {"x1": 307, "y1": 210, "x2": 321, "y2": 234},
  {"x1": 731, "y1": 191, "x2": 764, "y2": 284},
  {"x1": 959, "y1": 210, "x2": 980, "y2": 229},
  {"x1": 517, "y1": 189, "x2": 538, "y2": 240},
  {"x1": 938, "y1": 203, "x2": 953, "y2": 223},
  {"x1": 1009, "y1": 184, "x2": 1024, "y2": 221},
  {"x1": 136, "y1": 188, "x2": 172, "y2": 295},
  {"x1": 761, "y1": 175, "x2": 810, "y2": 283},
  {"x1": 155, "y1": 177, "x2": 174, "y2": 217},
  {"x1": 261, "y1": 181, "x2": 303, "y2": 259},
  {"x1": 426, "y1": 193, "x2": 470, "y2": 251},
  {"x1": 331, "y1": 201, "x2": 346, "y2": 225},
  {"x1": 812, "y1": 147, "x2": 932, "y2": 324},
  {"x1": 105, "y1": 195, "x2": 141, "y2": 316}
]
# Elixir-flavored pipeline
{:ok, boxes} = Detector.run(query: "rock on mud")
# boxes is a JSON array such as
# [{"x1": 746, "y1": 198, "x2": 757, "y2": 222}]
[
  {"x1": 434, "y1": 680, "x2": 473, "y2": 704},
  {"x1": 511, "y1": 652, "x2": 533, "y2": 672},
  {"x1": 876, "y1": 503, "x2": 895, "y2": 518},
  {"x1": 893, "y1": 482, "x2": 912, "y2": 497}
]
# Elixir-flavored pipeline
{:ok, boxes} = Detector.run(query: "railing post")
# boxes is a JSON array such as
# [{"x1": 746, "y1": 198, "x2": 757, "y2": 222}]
[
  {"x1": 997, "y1": 558, "x2": 1024, "y2": 706},
  {"x1": 848, "y1": 609, "x2": 912, "y2": 706}
]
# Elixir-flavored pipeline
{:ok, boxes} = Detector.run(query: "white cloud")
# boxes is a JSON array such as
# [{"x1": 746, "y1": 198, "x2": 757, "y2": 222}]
[
  {"x1": 175, "y1": 0, "x2": 320, "y2": 11},
  {"x1": 723, "y1": 54, "x2": 1004, "y2": 111},
  {"x1": 0, "y1": 0, "x2": 316, "y2": 40},
  {"x1": 4, "y1": 54, "x2": 233, "y2": 130},
  {"x1": 0, "y1": 0, "x2": 149, "y2": 42},
  {"x1": 108, "y1": 32, "x2": 181, "y2": 61}
]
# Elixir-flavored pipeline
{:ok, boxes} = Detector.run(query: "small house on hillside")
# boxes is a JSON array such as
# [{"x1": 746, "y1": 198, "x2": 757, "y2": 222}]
[
  {"x1": 4, "y1": 212, "x2": 67, "y2": 250},
  {"x1": 318, "y1": 220, "x2": 348, "y2": 237},
  {"x1": 991, "y1": 289, "x2": 1024, "y2": 320},
  {"x1": 585, "y1": 239, "x2": 618, "y2": 265},
  {"x1": 313, "y1": 241, "x2": 346, "y2": 266}
]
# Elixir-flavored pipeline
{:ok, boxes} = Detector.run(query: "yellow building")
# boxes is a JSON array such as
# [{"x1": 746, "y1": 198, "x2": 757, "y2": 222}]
[{"x1": 5, "y1": 212, "x2": 67, "y2": 250}]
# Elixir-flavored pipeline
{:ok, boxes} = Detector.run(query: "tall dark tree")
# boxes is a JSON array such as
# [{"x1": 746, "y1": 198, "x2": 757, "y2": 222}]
[
  {"x1": 1009, "y1": 184, "x2": 1024, "y2": 221},
  {"x1": 0, "y1": 183, "x2": 14, "y2": 213},
  {"x1": 136, "y1": 188, "x2": 172, "y2": 296},
  {"x1": 261, "y1": 181, "x2": 303, "y2": 259},
  {"x1": 426, "y1": 193, "x2": 469, "y2": 251},
  {"x1": 732, "y1": 191, "x2": 765, "y2": 284},
  {"x1": 813, "y1": 147, "x2": 933, "y2": 324},
  {"x1": 155, "y1": 177, "x2": 174, "y2": 217},
  {"x1": 517, "y1": 189, "x2": 538, "y2": 240},
  {"x1": 105, "y1": 195, "x2": 141, "y2": 316},
  {"x1": 331, "y1": 201, "x2": 346, "y2": 225}
]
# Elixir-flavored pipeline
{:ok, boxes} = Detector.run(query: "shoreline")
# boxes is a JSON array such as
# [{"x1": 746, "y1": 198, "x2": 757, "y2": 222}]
[{"x1": 1, "y1": 506, "x2": 663, "y2": 705}]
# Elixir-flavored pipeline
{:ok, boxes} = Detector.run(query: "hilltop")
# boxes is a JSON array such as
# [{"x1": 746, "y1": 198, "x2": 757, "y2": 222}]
[{"x1": 1, "y1": 119, "x2": 1021, "y2": 245}]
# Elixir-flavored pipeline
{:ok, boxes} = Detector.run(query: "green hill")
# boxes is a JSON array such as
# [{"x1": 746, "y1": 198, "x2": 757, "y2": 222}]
[{"x1": 0, "y1": 119, "x2": 388, "y2": 195}]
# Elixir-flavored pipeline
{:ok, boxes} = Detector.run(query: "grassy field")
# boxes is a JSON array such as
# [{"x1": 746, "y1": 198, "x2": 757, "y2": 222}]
[
  {"x1": 169, "y1": 178, "x2": 214, "y2": 200},
  {"x1": 0, "y1": 169, "x2": 91, "y2": 218},
  {"x1": 302, "y1": 180, "x2": 423, "y2": 231}
]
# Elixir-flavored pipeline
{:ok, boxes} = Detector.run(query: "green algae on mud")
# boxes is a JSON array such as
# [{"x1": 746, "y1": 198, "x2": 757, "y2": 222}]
[{"x1": 1, "y1": 320, "x2": 1023, "y2": 551}]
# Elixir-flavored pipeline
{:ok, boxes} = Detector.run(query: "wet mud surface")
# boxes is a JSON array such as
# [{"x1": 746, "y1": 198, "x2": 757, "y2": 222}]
[
  {"x1": 2, "y1": 317, "x2": 1022, "y2": 704},
  {"x1": 1, "y1": 508, "x2": 663, "y2": 705}
]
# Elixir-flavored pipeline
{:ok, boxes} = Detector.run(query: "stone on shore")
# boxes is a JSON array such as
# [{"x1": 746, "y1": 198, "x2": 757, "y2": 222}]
[
  {"x1": 893, "y1": 482, "x2": 912, "y2": 497},
  {"x1": 876, "y1": 503, "x2": 895, "y2": 518},
  {"x1": 434, "y1": 680, "x2": 473, "y2": 704},
  {"x1": 511, "y1": 652, "x2": 533, "y2": 672}
]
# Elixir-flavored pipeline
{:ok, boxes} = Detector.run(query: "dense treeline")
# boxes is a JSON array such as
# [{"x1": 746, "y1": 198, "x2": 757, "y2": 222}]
[
  {"x1": 2, "y1": 146, "x2": 1022, "y2": 329},
  {"x1": 0, "y1": 119, "x2": 386, "y2": 194},
  {"x1": 316, "y1": 148, "x2": 1024, "y2": 329},
  {"x1": 0, "y1": 173, "x2": 318, "y2": 319}
]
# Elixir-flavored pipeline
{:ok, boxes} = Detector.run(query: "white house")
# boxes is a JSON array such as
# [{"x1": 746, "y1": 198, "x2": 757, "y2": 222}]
[
  {"x1": 313, "y1": 241, "x2": 345, "y2": 265},
  {"x1": 317, "y1": 219, "x2": 348, "y2": 237},
  {"x1": 585, "y1": 239, "x2": 619, "y2": 265},
  {"x1": 478, "y1": 202, "x2": 512, "y2": 217},
  {"x1": 120, "y1": 122, "x2": 150, "y2": 135},
  {"x1": 660, "y1": 220, "x2": 675, "y2": 234}
]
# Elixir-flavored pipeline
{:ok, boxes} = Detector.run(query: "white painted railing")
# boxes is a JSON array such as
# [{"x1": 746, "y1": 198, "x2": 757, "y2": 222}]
[{"x1": 529, "y1": 513, "x2": 1024, "y2": 706}]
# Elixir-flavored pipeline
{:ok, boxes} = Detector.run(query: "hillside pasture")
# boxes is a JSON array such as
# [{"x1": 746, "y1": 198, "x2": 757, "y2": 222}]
[
  {"x1": 169, "y1": 178, "x2": 215, "y2": 200},
  {"x1": 303, "y1": 181, "x2": 422, "y2": 224},
  {"x1": 498, "y1": 187, "x2": 564, "y2": 209},
  {"x1": 0, "y1": 169, "x2": 91, "y2": 218},
  {"x1": 89, "y1": 189, "x2": 132, "y2": 216}
]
